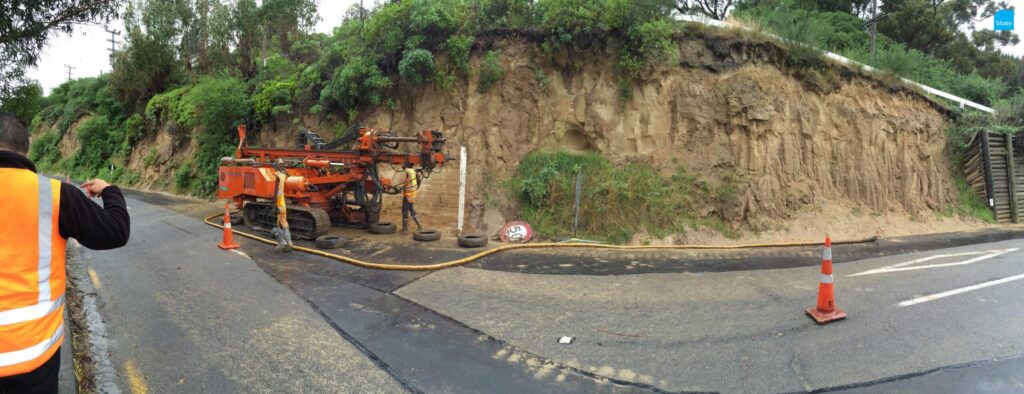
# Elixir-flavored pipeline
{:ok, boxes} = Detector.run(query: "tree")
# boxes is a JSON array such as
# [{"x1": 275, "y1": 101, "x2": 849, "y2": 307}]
[
  {"x1": 0, "y1": 81, "x2": 44, "y2": 126},
  {"x1": 233, "y1": 0, "x2": 261, "y2": 77},
  {"x1": 259, "y1": 0, "x2": 319, "y2": 57},
  {"x1": 676, "y1": 0, "x2": 738, "y2": 19},
  {"x1": 0, "y1": 0, "x2": 121, "y2": 98},
  {"x1": 109, "y1": 0, "x2": 183, "y2": 112}
]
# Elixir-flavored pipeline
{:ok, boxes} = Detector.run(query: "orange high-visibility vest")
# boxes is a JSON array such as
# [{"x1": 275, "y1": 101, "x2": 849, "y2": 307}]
[
  {"x1": 0, "y1": 169, "x2": 66, "y2": 377},
  {"x1": 402, "y1": 168, "x2": 418, "y2": 201}
]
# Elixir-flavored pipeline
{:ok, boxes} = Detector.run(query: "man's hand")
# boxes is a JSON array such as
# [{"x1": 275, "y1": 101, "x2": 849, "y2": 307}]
[{"x1": 81, "y1": 179, "x2": 112, "y2": 198}]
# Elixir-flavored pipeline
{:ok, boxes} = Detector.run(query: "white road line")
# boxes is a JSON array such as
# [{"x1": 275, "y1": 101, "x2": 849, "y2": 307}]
[
  {"x1": 897, "y1": 272, "x2": 1024, "y2": 307},
  {"x1": 849, "y1": 248, "x2": 1019, "y2": 277}
]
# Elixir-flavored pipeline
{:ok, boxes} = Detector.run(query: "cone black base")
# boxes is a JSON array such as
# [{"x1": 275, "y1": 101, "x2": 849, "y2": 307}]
[{"x1": 806, "y1": 307, "x2": 847, "y2": 324}]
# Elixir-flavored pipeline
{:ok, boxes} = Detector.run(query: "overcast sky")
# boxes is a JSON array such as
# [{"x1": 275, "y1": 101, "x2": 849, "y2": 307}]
[
  {"x1": 25, "y1": 0, "x2": 1024, "y2": 95},
  {"x1": 26, "y1": 0, "x2": 360, "y2": 94}
]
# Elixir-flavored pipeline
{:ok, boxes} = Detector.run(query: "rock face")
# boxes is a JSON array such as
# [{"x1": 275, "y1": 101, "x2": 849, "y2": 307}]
[{"x1": 356, "y1": 37, "x2": 954, "y2": 235}]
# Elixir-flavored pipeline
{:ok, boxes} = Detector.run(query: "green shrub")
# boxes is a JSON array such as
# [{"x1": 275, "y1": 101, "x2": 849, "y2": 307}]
[
  {"x1": 185, "y1": 76, "x2": 252, "y2": 196},
  {"x1": 445, "y1": 34, "x2": 473, "y2": 75},
  {"x1": 144, "y1": 86, "x2": 192, "y2": 128},
  {"x1": 534, "y1": 66, "x2": 551, "y2": 92},
  {"x1": 253, "y1": 79, "x2": 297, "y2": 122},
  {"x1": 33, "y1": 76, "x2": 124, "y2": 134},
  {"x1": 627, "y1": 19, "x2": 678, "y2": 66},
  {"x1": 174, "y1": 163, "x2": 192, "y2": 191},
  {"x1": 951, "y1": 72, "x2": 1005, "y2": 107},
  {"x1": 537, "y1": 0, "x2": 608, "y2": 47},
  {"x1": 432, "y1": 65, "x2": 458, "y2": 91},
  {"x1": 28, "y1": 130, "x2": 62, "y2": 169},
  {"x1": 143, "y1": 147, "x2": 158, "y2": 167},
  {"x1": 319, "y1": 56, "x2": 392, "y2": 119},
  {"x1": 118, "y1": 114, "x2": 145, "y2": 157},
  {"x1": 398, "y1": 48, "x2": 436, "y2": 85},
  {"x1": 478, "y1": 50, "x2": 506, "y2": 93},
  {"x1": 951, "y1": 172, "x2": 995, "y2": 223},
  {"x1": 407, "y1": 0, "x2": 466, "y2": 37},
  {"x1": 508, "y1": 150, "x2": 742, "y2": 243},
  {"x1": 65, "y1": 115, "x2": 121, "y2": 178},
  {"x1": 142, "y1": 76, "x2": 251, "y2": 197}
]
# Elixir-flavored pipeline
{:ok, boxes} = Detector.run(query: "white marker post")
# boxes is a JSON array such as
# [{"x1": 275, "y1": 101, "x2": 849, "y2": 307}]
[{"x1": 457, "y1": 146, "x2": 467, "y2": 235}]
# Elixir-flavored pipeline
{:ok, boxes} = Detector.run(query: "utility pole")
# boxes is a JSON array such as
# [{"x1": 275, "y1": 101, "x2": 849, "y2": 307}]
[
  {"x1": 870, "y1": 0, "x2": 877, "y2": 55},
  {"x1": 104, "y1": 26, "x2": 121, "y2": 67},
  {"x1": 64, "y1": 65, "x2": 75, "y2": 82}
]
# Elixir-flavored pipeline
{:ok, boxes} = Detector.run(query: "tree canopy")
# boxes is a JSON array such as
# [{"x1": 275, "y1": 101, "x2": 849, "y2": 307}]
[{"x1": 0, "y1": 0, "x2": 121, "y2": 99}]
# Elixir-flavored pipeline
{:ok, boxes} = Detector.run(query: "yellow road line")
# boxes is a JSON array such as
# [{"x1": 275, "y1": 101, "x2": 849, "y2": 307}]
[
  {"x1": 123, "y1": 360, "x2": 148, "y2": 394},
  {"x1": 87, "y1": 268, "x2": 102, "y2": 289}
]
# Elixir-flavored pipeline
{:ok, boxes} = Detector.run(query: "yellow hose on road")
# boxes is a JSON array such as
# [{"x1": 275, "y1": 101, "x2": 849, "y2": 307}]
[{"x1": 203, "y1": 213, "x2": 879, "y2": 271}]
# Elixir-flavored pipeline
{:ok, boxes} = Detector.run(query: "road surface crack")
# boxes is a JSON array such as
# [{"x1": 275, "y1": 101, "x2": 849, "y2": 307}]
[{"x1": 789, "y1": 351, "x2": 812, "y2": 392}]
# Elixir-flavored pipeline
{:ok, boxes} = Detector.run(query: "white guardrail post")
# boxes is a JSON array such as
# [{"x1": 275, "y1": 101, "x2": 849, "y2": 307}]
[{"x1": 457, "y1": 146, "x2": 467, "y2": 235}]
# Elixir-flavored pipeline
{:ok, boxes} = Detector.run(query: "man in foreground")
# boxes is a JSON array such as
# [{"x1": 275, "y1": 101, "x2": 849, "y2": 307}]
[{"x1": 0, "y1": 112, "x2": 130, "y2": 393}]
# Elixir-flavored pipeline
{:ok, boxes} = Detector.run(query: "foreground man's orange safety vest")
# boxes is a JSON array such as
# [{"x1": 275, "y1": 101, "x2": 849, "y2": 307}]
[{"x1": 0, "y1": 169, "x2": 66, "y2": 377}]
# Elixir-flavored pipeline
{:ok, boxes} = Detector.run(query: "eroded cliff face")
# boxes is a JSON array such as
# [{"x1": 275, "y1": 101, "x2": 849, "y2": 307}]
[
  {"x1": 109, "y1": 33, "x2": 958, "y2": 240},
  {"x1": 354, "y1": 37, "x2": 954, "y2": 236}
]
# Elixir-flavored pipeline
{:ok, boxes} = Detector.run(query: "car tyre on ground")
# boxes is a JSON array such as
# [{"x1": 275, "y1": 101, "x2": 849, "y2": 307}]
[
  {"x1": 369, "y1": 222, "x2": 397, "y2": 234},
  {"x1": 229, "y1": 210, "x2": 244, "y2": 225},
  {"x1": 413, "y1": 229, "x2": 441, "y2": 242},
  {"x1": 315, "y1": 235, "x2": 346, "y2": 249},
  {"x1": 458, "y1": 233, "x2": 488, "y2": 248}
]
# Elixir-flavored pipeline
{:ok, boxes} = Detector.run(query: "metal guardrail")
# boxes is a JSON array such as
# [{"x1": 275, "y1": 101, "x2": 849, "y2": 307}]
[{"x1": 677, "y1": 14, "x2": 995, "y2": 113}]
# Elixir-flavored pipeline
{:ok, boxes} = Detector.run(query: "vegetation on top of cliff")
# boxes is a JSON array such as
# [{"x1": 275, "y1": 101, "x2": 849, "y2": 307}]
[
  {"x1": 731, "y1": 0, "x2": 1012, "y2": 107},
  {"x1": 508, "y1": 150, "x2": 742, "y2": 243}
]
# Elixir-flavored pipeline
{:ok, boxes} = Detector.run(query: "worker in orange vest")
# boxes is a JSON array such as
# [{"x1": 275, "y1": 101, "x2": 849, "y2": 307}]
[
  {"x1": 399, "y1": 162, "x2": 422, "y2": 234},
  {"x1": 270, "y1": 161, "x2": 293, "y2": 252},
  {"x1": 0, "y1": 112, "x2": 130, "y2": 393}
]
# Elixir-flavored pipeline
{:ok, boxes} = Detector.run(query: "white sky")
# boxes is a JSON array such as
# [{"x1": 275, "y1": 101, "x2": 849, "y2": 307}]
[
  {"x1": 26, "y1": 0, "x2": 360, "y2": 94},
  {"x1": 25, "y1": 0, "x2": 1024, "y2": 95}
]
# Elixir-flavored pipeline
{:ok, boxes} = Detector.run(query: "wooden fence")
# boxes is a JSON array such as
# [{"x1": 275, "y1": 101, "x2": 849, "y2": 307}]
[{"x1": 964, "y1": 131, "x2": 1021, "y2": 223}]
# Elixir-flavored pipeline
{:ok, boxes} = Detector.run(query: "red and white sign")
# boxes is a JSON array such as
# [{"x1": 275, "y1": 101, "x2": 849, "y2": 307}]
[{"x1": 500, "y1": 221, "x2": 533, "y2": 243}]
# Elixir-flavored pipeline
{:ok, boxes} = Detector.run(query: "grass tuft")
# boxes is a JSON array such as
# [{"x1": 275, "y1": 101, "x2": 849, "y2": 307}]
[{"x1": 507, "y1": 150, "x2": 744, "y2": 243}]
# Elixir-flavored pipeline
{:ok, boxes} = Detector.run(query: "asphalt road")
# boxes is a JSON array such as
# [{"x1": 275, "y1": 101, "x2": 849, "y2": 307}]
[
  {"x1": 398, "y1": 239, "x2": 1024, "y2": 393},
  {"x1": 68, "y1": 192, "x2": 405, "y2": 393},
  {"x1": 67, "y1": 187, "x2": 1024, "y2": 393}
]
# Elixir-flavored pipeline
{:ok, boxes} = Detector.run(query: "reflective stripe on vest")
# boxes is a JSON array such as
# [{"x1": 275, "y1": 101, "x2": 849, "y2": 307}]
[
  {"x1": 0, "y1": 171, "x2": 66, "y2": 376},
  {"x1": 403, "y1": 168, "x2": 418, "y2": 199}
]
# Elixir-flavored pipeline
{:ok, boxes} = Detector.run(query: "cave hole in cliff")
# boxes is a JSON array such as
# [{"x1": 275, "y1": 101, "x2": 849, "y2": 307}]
[{"x1": 562, "y1": 127, "x2": 593, "y2": 153}]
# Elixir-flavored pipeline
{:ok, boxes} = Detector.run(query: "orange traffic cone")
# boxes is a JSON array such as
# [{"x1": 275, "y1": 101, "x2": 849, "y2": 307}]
[
  {"x1": 806, "y1": 236, "x2": 846, "y2": 324},
  {"x1": 217, "y1": 201, "x2": 240, "y2": 250}
]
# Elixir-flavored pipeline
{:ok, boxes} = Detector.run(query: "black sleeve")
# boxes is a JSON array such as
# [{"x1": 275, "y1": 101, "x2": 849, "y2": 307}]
[{"x1": 58, "y1": 183, "x2": 131, "y2": 250}]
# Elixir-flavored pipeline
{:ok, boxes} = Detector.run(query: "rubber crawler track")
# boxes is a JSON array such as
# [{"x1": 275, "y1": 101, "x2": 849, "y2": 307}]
[{"x1": 204, "y1": 213, "x2": 880, "y2": 271}]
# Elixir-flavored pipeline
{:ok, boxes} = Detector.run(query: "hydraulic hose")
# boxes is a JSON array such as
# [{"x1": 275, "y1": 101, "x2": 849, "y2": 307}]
[{"x1": 203, "y1": 213, "x2": 879, "y2": 271}]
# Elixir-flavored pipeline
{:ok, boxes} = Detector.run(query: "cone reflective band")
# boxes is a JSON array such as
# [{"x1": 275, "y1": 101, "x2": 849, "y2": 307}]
[
  {"x1": 806, "y1": 236, "x2": 846, "y2": 324},
  {"x1": 217, "y1": 202, "x2": 240, "y2": 250}
]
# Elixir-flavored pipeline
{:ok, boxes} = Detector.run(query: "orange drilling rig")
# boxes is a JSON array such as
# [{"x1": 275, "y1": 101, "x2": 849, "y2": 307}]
[{"x1": 216, "y1": 125, "x2": 447, "y2": 239}]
